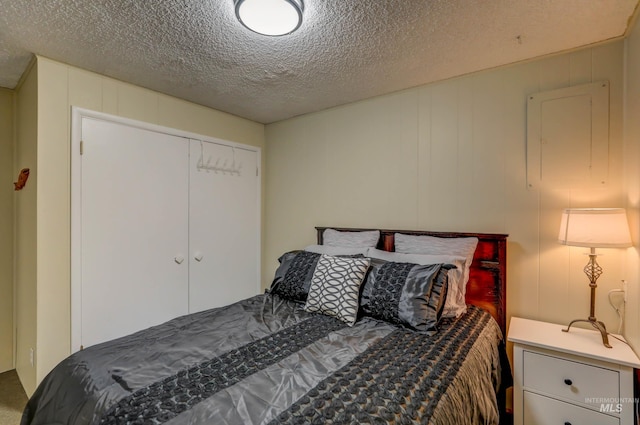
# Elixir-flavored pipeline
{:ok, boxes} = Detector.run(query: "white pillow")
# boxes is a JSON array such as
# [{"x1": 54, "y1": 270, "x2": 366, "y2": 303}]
[
  {"x1": 366, "y1": 248, "x2": 467, "y2": 317},
  {"x1": 304, "y1": 244, "x2": 368, "y2": 256},
  {"x1": 304, "y1": 255, "x2": 370, "y2": 326},
  {"x1": 394, "y1": 234, "x2": 478, "y2": 286},
  {"x1": 323, "y1": 229, "x2": 380, "y2": 248}
]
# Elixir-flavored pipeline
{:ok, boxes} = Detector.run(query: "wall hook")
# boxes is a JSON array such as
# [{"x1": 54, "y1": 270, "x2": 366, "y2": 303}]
[{"x1": 14, "y1": 168, "x2": 30, "y2": 191}]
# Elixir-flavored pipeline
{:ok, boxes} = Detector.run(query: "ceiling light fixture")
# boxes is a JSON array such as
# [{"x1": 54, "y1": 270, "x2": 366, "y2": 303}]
[{"x1": 234, "y1": 0, "x2": 304, "y2": 36}]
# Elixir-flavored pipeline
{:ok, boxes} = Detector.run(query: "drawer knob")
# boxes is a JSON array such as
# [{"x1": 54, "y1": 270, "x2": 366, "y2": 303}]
[
  {"x1": 564, "y1": 378, "x2": 573, "y2": 386},
  {"x1": 564, "y1": 422, "x2": 572, "y2": 425}
]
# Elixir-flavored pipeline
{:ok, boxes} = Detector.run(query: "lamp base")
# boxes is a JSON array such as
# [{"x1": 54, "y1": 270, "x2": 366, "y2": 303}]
[{"x1": 562, "y1": 318, "x2": 612, "y2": 348}]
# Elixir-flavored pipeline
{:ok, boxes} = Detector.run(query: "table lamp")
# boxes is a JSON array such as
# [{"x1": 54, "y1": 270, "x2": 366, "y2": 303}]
[{"x1": 558, "y1": 208, "x2": 632, "y2": 348}]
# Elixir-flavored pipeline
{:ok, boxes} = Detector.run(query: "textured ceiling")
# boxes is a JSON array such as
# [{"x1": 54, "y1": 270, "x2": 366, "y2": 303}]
[{"x1": 0, "y1": 0, "x2": 638, "y2": 124}]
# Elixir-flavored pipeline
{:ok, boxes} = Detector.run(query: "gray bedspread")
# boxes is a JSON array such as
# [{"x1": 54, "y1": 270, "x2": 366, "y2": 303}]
[{"x1": 22, "y1": 294, "x2": 509, "y2": 425}]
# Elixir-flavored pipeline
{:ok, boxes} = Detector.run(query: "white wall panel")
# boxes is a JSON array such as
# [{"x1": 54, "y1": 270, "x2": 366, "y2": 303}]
[
  {"x1": 428, "y1": 81, "x2": 459, "y2": 229},
  {"x1": 537, "y1": 54, "x2": 571, "y2": 92},
  {"x1": 417, "y1": 87, "x2": 433, "y2": 229},
  {"x1": 501, "y1": 64, "x2": 541, "y2": 321},
  {"x1": 14, "y1": 63, "x2": 38, "y2": 396},
  {"x1": 323, "y1": 92, "x2": 419, "y2": 229},
  {"x1": 0, "y1": 89, "x2": 14, "y2": 373},
  {"x1": 101, "y1": 79, "x2": 119, "y2": 115},
  {"x1": 623, "y1": 17, "x2": 640, "y2": 352},
  {"x1": 596, "y1": 43, "x2": 626, "y2": 188},
  {"x1": 265, "y1": 114, "x2": 328, "y2": 264},
  {"x1": 68, "y1": 68, "x2": 102, "y2": 111},
  {"x1": 537, "y1": 187, "x2": 572, "y2": 325},
  {"x1": 37, "y1": 58, "x2": 72, "y2": 384},
  {"x1": 569, "y1": 49, "x2": 593, "y2": 85},
  {"x1": 116, "y1": 83, "x2": 159, "y2": 124},
  {"x1": 470, "y1": 72, "x2": 506, "y2": 233},
  {"x1": 456, "y1": 78, "x2": 475, "y2": 226}
]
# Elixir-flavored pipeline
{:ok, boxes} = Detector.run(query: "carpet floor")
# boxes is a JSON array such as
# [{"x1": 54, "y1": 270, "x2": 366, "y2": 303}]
[{"x1": 0, "y1": 370, "x2": 27, "y2": 425}]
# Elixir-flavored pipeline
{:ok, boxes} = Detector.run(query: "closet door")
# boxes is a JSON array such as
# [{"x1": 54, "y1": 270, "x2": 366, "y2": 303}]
[
  {"x1": 189, "y1": 140, "x2": 260, "y2": 312},
  {"x1": 80, "y1": 118, "x2": 189, "y2": 348}
]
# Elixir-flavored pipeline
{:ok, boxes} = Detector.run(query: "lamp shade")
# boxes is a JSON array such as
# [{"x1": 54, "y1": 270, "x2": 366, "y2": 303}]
[
  {"x1": 558, "y1": 208, "x2": 632, "y2": 248},
  {"x1": 235, "y1": 0, "x2": 303, "y2": 36}
]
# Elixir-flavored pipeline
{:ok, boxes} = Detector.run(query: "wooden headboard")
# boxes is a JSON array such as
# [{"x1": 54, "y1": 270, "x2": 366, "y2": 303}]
[{"x1": 316, "y1": 227, "x2": 508, "y2": 334}]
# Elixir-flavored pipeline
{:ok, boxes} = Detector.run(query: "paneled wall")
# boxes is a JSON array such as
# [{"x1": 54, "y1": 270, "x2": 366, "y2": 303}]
[
  {"x1": 14, "y1": 62, "x2": 38, "y2": 394},
  {"x1": 265, "y1": 41, "x2": 634, "y2": 344},
  {"x1": 623, "y1": 18, "x2": 640, "y2": 352},
  {"x1": 15, "y1": 57, "x2": 265, "y2": 395},
  {"x1": 0, "y1": 88, "x2": 15, "y2": 372}
]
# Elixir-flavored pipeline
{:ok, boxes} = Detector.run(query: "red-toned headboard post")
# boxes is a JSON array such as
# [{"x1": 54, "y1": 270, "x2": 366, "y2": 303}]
[{"x1": 316, "y1": 227, "x2": 508, "y2": 335}]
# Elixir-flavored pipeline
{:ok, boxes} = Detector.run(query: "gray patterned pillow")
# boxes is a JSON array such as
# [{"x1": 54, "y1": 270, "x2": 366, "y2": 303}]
[
  {"x1": 366, "y1": 248, "x2": 467, "y2": 318},
  {"x1": 270, "y1": 251, "x2": 320, "y2": 303},
  {"x1": 304, "y1": 255, "x2": 370, "y2": 326},
  {"x1": 360, "y1": 260, "x2": 450, "y2": 333},
  {"x1": 394, "y1": 233, "x2": 478, "y2": 315}
]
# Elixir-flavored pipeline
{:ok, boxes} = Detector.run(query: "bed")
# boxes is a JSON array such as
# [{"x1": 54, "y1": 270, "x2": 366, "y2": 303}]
[{"x1": 22, "y1": 227, "x2": 511, "y2": 425}]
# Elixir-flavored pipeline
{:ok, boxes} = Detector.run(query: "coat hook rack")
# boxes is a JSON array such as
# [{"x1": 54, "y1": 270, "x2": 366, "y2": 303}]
[{"x1": 196, "y1": 143, "x2": 242, "y2": 176}]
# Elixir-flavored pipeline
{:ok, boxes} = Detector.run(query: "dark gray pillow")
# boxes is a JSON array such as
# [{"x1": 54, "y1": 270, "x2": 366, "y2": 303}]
[
  {"x1": 270, "y1": 251, "x2": 320, "y2": 303},
  {"x1": 360, "y1": 260, "x2": 450, "y2": 333}
]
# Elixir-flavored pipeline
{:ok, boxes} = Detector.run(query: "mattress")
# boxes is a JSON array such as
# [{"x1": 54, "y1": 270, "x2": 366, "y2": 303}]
[{"x1": 22, "y1": 293, "x2": 510, "y2": 425}]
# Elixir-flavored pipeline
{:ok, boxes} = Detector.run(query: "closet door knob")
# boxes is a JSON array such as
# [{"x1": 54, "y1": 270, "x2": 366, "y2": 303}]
[
  {"x1": 174, "y1": 256, "x2": 184, "y2": 264},
  {"x1": 194, "y1": 253, "x2": 204, "y2": 262},
  {"x1": 564, "y1": 379, "x2": 573, "y2": 386}
]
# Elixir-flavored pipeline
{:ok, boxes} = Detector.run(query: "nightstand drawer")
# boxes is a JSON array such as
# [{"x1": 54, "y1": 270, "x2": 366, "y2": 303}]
[
  {"x1": 523, "y1": 351, "x2": 619, "y2": 404},
  {"x1": 524, "y1": 391, "x2": 619, "y2": 425}
]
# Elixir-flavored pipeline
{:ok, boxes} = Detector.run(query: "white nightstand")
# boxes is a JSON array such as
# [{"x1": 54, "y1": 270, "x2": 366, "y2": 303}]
[{"x1": 508, "y1": 317, "x2": 640, "y2": 425}]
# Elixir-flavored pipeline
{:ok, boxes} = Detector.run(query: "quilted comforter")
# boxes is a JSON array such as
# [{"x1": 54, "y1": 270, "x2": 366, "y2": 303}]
[{"x1": 22, "y1": 294, "x2": 510, "y2": 425}]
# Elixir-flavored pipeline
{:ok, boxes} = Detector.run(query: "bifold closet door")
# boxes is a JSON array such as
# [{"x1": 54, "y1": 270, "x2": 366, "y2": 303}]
[
  {"x1": 188, "y1": 140, "x2": 260, "y2": 312},
  {"x1": 80, "y1": 118, "x2": 189, "y2": 348}
]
